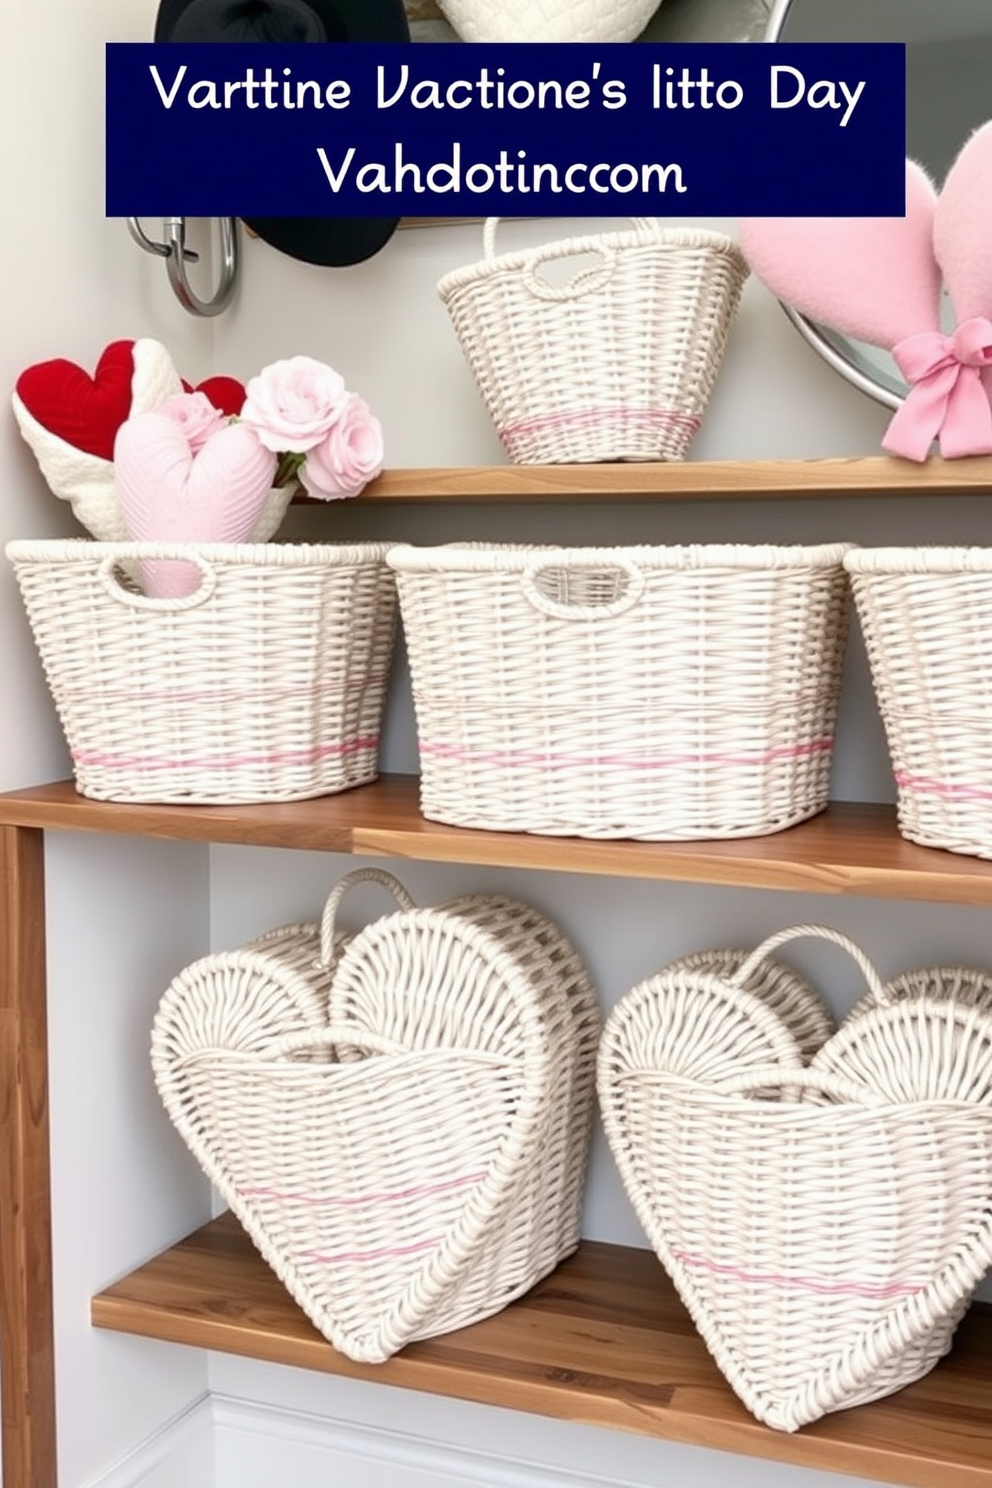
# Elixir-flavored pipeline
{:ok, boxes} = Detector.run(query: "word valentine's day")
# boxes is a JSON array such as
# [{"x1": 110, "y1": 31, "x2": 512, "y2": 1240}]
[{"x1": 106, "y1": 42, "x2": 906, "y2": 218}]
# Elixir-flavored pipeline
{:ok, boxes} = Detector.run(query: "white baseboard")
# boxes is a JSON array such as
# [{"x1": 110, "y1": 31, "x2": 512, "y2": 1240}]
[
  {"x1": 211, "y1": 1394, "x2": 646, "y2": 1488},
  {"x1": 77, "y1": 1396, "x2": 214, "y2": 1488}
]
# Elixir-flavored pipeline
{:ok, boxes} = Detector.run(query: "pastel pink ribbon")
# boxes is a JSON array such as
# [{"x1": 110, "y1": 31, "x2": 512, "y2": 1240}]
[{"x1": 883, "y1": 316, "x2": 992, "y2": 462}]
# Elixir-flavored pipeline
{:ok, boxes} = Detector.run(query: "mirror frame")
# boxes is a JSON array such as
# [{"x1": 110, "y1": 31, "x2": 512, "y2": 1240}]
[{"x1": 762, "y1": 0, "x2": 904, "y2": 412}]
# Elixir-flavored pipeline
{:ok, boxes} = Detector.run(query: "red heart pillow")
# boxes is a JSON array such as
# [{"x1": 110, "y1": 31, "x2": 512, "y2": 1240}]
[
  {"x1": 181, "y1": 375, "x2": 246, "y2": 418},
  {"x1": 15, "y1": 341, "x2": 136, "y2": 462}
]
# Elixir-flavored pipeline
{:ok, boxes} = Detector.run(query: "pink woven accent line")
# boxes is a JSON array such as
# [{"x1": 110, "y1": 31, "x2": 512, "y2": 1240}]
[
  {"x1": 420, "y1": 738, "x2": 833, "y2": 771},
  {"x1": 301, "y1": 1237, "x2": 439, "y2": 1265},
  {"x1": 61, "y1": 675, "x2": 387, "y2": 706},
  {"x1": 238, "y1": 1172, "x2": 485, "y2": 1208},
  {"x1": 896, "y1": 770, "x2": 992, "y2": 803},
  {"x1": 71, "y1": 736, "x2": 378, "y2": 770},
  {"x1": 674, "y1": 1248, "x2": 924, "y2": 1299},
  {"x1": 500, "y1": 406, "x2": 703, "y2": 440}
]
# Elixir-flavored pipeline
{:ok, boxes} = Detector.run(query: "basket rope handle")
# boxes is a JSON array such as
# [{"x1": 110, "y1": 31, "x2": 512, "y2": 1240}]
[
  {"x1": 711, "y1": 1065, "x2": 888, "y2": 1105},
  {"x1": 261, "y1": 1026, "x2": 409, "y2": 1061},
  {"x1": 730, "y1": 924, "x2": 891, "y2": 1008},
  {"x1": 96, "y1": 551, "x2": 218, "y2": 611},
  {"x1": 483, "y1": 217, "x2": 661, "y2": 302},
  {"x1": 319, "y1": 867, "x2": 416, "y2": 967},
  {"x1": 520, "y1": 552, "x2": 646, "y2": 620}
]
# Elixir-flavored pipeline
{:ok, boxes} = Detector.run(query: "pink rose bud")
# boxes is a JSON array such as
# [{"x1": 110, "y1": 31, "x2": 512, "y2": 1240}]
[
  {"x1": 299, "y1": 394, "x2": 384, "y2": 501},
  {"x1": 155, "y1": 391, "x2": 228, "y2": 452},
  {"x1": 240, "y1": 355, "x2": 349, "y2": 454}
]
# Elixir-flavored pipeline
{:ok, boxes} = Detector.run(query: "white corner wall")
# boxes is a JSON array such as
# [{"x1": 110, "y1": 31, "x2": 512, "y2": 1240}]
[{"x1": 1, "y1": 3, "x2": 218, "y2": 1484}]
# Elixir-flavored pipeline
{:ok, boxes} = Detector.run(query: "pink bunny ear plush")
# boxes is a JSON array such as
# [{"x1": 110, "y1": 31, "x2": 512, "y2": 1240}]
[{"x1": 740, "y1": 158, "x2": 992, "y2": 462}]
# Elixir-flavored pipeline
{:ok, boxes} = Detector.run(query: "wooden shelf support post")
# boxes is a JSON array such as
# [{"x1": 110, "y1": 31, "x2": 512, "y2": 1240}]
[{"x1": 0, "y1": 826, "x2": 57, "y2": 1488}]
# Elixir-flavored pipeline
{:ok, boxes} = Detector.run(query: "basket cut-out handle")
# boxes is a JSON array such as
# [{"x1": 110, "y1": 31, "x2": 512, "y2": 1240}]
[
  {"x1": 730, "y1": 925, "x2": 891, "y2": 1008},
  {"x1": 96, "y1": 549, "x2": 218, "y2": 611},
  {"x1": 262, "y1": 1026, "x2": 409, "y2": 1061},
  {"x1": 710, "y1": 1065, "x2": 889, "y2": 1105},
  {"x1": 319, "y1": 867, "x2": 416, "y2": 967},
  {"x1": 520, "y1": 551, "x2": 646, "y2": 620},
  {"x1": 482, "y1": 217, "x2": 660, "y2": 302}
]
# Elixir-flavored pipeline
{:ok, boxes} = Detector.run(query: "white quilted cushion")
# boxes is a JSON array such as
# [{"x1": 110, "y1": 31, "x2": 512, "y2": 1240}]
[{"x1": 436, "y1": 0, "x2": 663, "y2": 43}]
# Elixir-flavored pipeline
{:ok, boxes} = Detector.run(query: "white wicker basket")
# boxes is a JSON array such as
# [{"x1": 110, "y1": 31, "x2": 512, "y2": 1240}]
[
  {"x1": 151, "y1": 867, "x2": 599, "y2": 1363},
  {"x1": 437, "y1": 218, "x2": 748, "y2": 464},
  {"x1": 598, "y1": 925, "x2": 992, "y2": 1432},
  {"x1": 388, "y1": 542, "x2": 852, "y2": 839},
  {"x1": 6, "y1": 539, "x2": 397, "y2": 805},
  {"x1": 845, "y1": 547, "x2": 992, "y2": 859}
]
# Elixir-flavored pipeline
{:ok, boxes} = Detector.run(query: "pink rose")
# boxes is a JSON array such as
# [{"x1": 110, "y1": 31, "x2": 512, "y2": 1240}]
[
  {"x1": 299, "y1": 394, "x2": 384, "y2": 501},
  {"x1": 240, "y1": 355, "x2": 348, "y2": 454},
  {"x1": 155, "y1": 391, "x2": 228, "y2": 452}
]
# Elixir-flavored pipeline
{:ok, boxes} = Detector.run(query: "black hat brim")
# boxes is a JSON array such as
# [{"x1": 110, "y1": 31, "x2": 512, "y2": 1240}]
[{"x1": 155, "y1": 0, "x2": 409, "y2": 266}]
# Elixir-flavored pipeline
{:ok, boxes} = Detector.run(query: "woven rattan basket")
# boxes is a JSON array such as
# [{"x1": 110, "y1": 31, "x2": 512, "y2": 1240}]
[
  {"x1": 388, "y1": 541, "x2": 852, "y2": 839},
  {"x1": 598, "y1": 924, "x2": 992, "y2": 1432},
  {"x1": 6, "y1": 539, "x2": 397, "y2": 804},
  {"x1": 437, "y1": 218, "x2": 748, "y2": 464},
  {"x1": 845, "y1": 547, "x2": 992, "y2": 859},
  {"x1": 151, "y1": 867, "x2": 600, "y2": 1362}
]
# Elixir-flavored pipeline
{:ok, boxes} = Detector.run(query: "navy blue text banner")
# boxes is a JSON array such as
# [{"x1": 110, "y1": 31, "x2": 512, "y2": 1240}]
[{"x1": 105, "y1": 42, "x2": 905, "y2": 219}]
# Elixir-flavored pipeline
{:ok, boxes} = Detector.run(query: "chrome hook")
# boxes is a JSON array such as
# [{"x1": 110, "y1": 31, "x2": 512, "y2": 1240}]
[{"x1": 126, "y1": 216, "x2": 239, "y2": 318}]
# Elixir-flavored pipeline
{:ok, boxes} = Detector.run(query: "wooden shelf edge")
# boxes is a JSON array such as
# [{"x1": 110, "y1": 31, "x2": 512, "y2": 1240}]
[
  {"x1": 328, "y1": 455, "x2": 992, "y2": 503},
  {"x1": 4, "y1": 779, "x2": 992, "y2": 906},
  {"x1": 91, "y1": 1215, "x2": 992, "y2": 1488}
]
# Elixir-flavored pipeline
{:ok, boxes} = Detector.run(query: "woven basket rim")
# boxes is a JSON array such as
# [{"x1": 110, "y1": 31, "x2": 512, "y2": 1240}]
[
  {"x1": 437, "y1": 225, "x2": 748, "y2": 298},
  {"x1": 845, "y1": 546, "x2": 992, "y2": 575},
  {"x1": 6, "y1": 538, "x2": 396, "y2": 567},
  {"x1": 388, "y1": 541, "x2": 856, "y2": 574}
]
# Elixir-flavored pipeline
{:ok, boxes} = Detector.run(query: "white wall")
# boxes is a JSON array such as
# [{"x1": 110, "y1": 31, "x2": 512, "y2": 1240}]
[{"x1": 1, "y1": 3, "x2": 216, "y2": 1483}]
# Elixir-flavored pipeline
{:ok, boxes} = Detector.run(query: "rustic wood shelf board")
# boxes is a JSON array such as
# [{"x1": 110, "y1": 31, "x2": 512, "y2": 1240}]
[
  {"x1": 91, "y1": 1215, "x2": 992, "y2": 1488},
  {"x1": 343, "y1": 456, "x2": 992, "y2": 503},
  {"x1": 4, "y1": 778, "x2": 992, "y2": 905}
]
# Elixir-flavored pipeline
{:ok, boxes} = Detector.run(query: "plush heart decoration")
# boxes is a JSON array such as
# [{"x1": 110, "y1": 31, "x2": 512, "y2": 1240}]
[
  {"x1": 738, "y1": 161, "x2": 941, "y2": 349},
  {"x1": 11, "y1": 339, "x2": 184, "y2": 540},
  {"x1": 151, "y1": 871, "x2": 599, "y2": 1364},
  {"x1": 436, "y1": 0, "x2": 660, "y2": 43},
  {"x1": 181, "y1": 375, "x2": 247, "y2": 418},
  {"x1": 598, "y1": 925, "x2": 992, "y2": 1432},
  {"x1": 933, "y1": 122, "x2": 992, "y2": 403},
  {"x1": 115, "y1": 413, "x2": 278, "y2": 597}
]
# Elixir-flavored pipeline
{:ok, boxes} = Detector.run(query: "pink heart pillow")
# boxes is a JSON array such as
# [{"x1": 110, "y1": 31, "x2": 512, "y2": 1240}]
[
  {"x1": 115, "y1": 414, "x2": 277, "y2": 598},
  {"x1": 739, "y1": 161, "x2": 941, "y2": 348}
]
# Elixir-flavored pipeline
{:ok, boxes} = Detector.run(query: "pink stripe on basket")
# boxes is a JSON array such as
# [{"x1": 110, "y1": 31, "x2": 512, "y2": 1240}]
[
  {"x1": 420, "y1": 738, "x2": 833, "y2": 772},
  {"x1": 238, "y1": 1172, "x2": 485, "y2": 1208},
  {"x1": 895, "y1": 770, "x2": 992, "y2": 804},
  {"x1": 71, "y1": 736, "x2": 378, "y2": 771},
  {"x1": 500, "y1": 407, "x2": 702, "y2": 441},
  {"x1": 674, "y1": 1248, "x2": 923, "y2": 1299},
  {"x1": 301, "y1": 1237, "x2": 439, "y2": 1265}
]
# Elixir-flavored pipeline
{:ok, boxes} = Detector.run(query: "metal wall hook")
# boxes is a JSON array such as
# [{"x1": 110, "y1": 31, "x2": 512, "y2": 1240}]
[{"x1": 126, "y1": 216, "x2": 239, "y2": 318}]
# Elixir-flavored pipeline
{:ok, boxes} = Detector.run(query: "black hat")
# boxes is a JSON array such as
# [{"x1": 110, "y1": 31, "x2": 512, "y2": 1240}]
[{"x1": 154, "y1": 0, "x2": 410, "y2": 267}]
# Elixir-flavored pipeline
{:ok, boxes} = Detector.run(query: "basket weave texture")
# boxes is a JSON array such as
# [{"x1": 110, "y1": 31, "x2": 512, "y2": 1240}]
[
  {"x1": 6, "y1": 540, "x2": 397, "y2": 804},
  {"x1": 845, "y1": 547, "x2": 992, "y2": 860},
  {"x1": 388, "y1": 542, "x2": 852, "y2": 839},
  {"x1": 437, "y1": 218, "x2": 748, "y2": 464},
  {"x1": 151, "y1": 868, "x2": 600, "y2": 1363},
  {"x1": 598, "y1": 925, "x2": 992, "y2": 1432}
]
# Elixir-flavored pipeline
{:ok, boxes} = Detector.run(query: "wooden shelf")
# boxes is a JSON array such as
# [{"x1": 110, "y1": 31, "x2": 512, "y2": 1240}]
[
  {"x1": 5, "y1": 776, "x2": 992, "y2": 906},
  {"x1": 92, "y1": 1214, "x2": 992, "y2": 1488},
  {"x1": 342, "y1": 456, "x2": 992, "y2": 504}
]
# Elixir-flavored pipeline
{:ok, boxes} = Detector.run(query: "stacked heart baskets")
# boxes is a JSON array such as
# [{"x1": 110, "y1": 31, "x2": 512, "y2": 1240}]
[
  {"x1": 151, "y1": 867, "x2": 600, "y2": 1362},
  {"x1": 597, "y1": 924, "x2": 992, "y2": 1431},
  {"x1": 5, "y1": 540, "x2": 398, "y2": 804},
  {"x1": 387, "y1": 542, "x2": 853, "y2": 839}
]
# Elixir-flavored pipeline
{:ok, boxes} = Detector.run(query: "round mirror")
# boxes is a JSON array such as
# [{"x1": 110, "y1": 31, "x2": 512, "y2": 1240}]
[{"x1": 765, "y1": 0, "x2": 992, "y2": 410}]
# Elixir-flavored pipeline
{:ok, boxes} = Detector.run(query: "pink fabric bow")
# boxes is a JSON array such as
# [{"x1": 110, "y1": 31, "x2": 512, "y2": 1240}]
[{"x1": 883, "y1": 317, "x2": 992, "y2": 462}]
